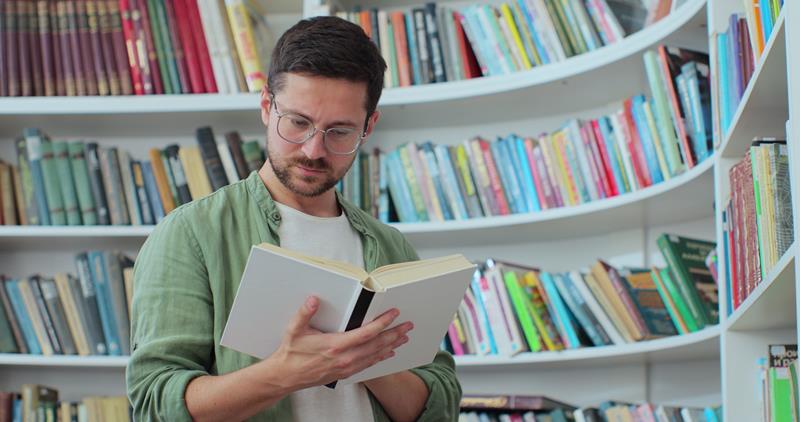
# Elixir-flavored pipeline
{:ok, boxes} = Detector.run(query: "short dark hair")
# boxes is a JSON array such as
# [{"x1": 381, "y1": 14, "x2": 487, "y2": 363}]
[{"x1": 268, "y1": 16, "x2": 387, "y2": 121}]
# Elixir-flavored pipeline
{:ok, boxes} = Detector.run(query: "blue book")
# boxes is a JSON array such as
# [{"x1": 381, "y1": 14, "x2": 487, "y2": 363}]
[
  {"x1": 22, "y1": 129, "x2": 51, "y2": 225},
  {"x1": 88, "y1": 251, "x2": 121, "y2": 356},
  {"x1": 434, "y1": 144, "x2": 469, "y2": 220},
  {"x1": 723, "y1": 210, "x2": 733, "y2": 317},
  {"x1": 4, "y1": 279, "x2": 42, "y2": 354},
  {"x1": 12, "y1": 398, "x2": 22, "y2": 422},
  {"x1": 469, "y1": 270, "x2": 497, "y2": 355},
  {"x1": 554, "y1": 273, "x2": 609, "y2": 346},
  {"x1": 405, "y1": 10, "x2": 422, "y2": 85},
  {"x1": 490, "y1": 139, "x2": 523, "y2": 213},
  {"x1": 716, "y1": 33, "x2": 732, "y2": 135},
  {"x1": 500, "y1": 137, "x2": 527, "y2": 212},
  {"x1": 759, "y1": 0, "x2": 773, "y2": 42},
  {"x1": 598, "y1": 117, "x2": 628, "y2": 194},
  {"x1": 377, "y1": 152, "x2": 390, "y2": 223},
  {"x1": 513, "y1": 136, "x2": 541, "y2": 212},
  {"x1": 386, "y1": 151, "x2": 418, "y2": 222},
  {"x1": 631, "y1": 96, "x2": 664, "y2": 184},
  {"x1": 539, "y1": 271, "x2": 580, "y2": 348},
  {"x1": 682, "y1": 62, "x2": 711, "y2": 163},
  {"x1": 464, "y1": 7, "x2": 503, "y2": 76},
  {"x1": 516, "y1": 0, "x2": 549, "y2": 64},
  {"x1": 141, "y1": 161, "x2": 165, "y2": 224},
  {"x1": 421, "y1": 142, "x2": 453, "y2": 220}
]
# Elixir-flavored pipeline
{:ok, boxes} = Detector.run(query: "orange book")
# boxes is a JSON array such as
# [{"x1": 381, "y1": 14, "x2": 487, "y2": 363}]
[
  {"x1": 359, "y1": 10, "x2": 371, "y2": 39},
  {"x1": 148, "y1": 148, "x2": 176, "y2": 214},
  {"x1": 751, "y1": 0, "x2": 765, "y2": 56},
  {"x1": 390, "y1": 11, "x2": 411, "y2": 87}
]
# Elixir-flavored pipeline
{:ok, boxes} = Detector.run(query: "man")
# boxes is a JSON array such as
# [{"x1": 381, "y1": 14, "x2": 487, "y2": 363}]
[{"x1": 126, "y1": 16, "x2": 462, "y2": 422}]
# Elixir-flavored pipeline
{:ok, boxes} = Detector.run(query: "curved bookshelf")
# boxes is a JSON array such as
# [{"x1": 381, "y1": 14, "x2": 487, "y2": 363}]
[
  {"x1": 0, "y1": 155, "x2": 714, "y2": 248},
  {"x1": 454, "y1": 325, "x2": 720, "y2": 370},
  {"x1": 0, "y1": 326, "x2": 719, "y2": 369},
  {"x1": 0, "y1": 0, "x2": 707, "y2": 136}
]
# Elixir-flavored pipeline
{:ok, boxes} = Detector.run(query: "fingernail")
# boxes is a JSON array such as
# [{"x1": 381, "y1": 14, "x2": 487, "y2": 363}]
[
  {"x1": 406, "y1": 322, "x2": 414, "y2": 331},
  {"x1": 392, "y1": 309, "x2": 400, "y2": 318},
  {"x1": 306, "y1": 297, "x2": 318, "y2": 310}
]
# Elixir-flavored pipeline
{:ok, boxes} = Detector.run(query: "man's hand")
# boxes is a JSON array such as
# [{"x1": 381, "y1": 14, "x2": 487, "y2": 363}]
[{"x1": 257, "y1": 296, "x2": 414, "y2": 391}]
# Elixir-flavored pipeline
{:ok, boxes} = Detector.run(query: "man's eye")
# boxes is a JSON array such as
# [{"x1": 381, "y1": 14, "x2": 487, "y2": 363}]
[
  {"x1": 329, "y1": 128, "x2": 353, "y2": 138},
  {"x1": 291, "y1": 118, "x2": 310, "y2": 128}
]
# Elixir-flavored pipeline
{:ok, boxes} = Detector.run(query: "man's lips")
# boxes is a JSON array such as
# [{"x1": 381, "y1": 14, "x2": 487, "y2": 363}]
[{"x1": 295, "y1": 164, "x2": 327, "y2": 174}]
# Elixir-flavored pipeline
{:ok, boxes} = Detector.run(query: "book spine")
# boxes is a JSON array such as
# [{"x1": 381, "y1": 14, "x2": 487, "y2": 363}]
[
  {"x1": 5, "y1": 1, "x2": 19, "y2": 96},
  {"x1": 68, "y1": 141, "x2": 98, "y2": 225},
  {"x1": 117, "y1": 149, "x2": 142, "y2": 225},
  {"x1": 186, "y1": 0, "x2": 217, "y2": 92},
  {"x1": 23, "y1": 131, "x2": 53, "y2": 225},
  {"x1": 135, "y1": 0, "x2": 163, "y2": 94},
  {"x1": 131, "y1": 160, "x2": 154, "y2": 225},
  {"x1": 140, "y1": 161, "x2": 165, "y2": 222},
  {"x1": 96, "y1": 0, "x2": 120, "y2": 95},
  {"x1": 0, "y1": 280, "x2": 25, "y2": 353},
  {"x1": 85, "y1": 0, "x2": 109, "y2": 95},
  {"x1": 129, "y1": 0, "x2": 154, "y2": 94},
  {"x1": 4, "y1": 280, "x2": 42, "y2": 354},
  {"x1": 37, "y1": 0, "x2": 55, "y2": 96},
  {"x1": 223, "y1": 0, "x2": 264, "y2": 92},
  {"x1": 53, "y1": 141, "x2": 82, "y2": 225},
  {"x1": 196, "y1": 126, "x2": 229, "y2": 190},
  {"x1": 74, "y1": 253, "x2": 108, "y2": 354},
  {"x1": 99, "y1": 147, "x2": 129, "y2": 225},
  {"x1": 147, "y1": 148, "x2": 175, "y2": 214},
  {"x1": 24, "y1": 277, "x2": 60, "y2": 354},
  {"x1": 118, "y1": 0, "x2": 143, "y2": 94},
  {"x1": 87, "y1": 251, "x2": 120, "y2": 355},
  {"x1": 76, "y1": 0, "x2": 98, "y2": 94},
  {"x1": 16, "y1": 279, "x2": 53, "y2": 354},
  {"x1": 39, "y1": 278, "x2": 78, "y2": 355},
  {"x1": 164, "y1": 144, "x2": 193, "y2": 204},
  {"x1": 84, "y1": 143, "x2": 111, "y2": 225},
  {"x1": 53, "y1": 274, "x2": 90, "y2": 355}
]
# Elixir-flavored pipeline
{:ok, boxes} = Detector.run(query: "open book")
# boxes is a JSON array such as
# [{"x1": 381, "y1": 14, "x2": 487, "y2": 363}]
[{"x1": 220, "y1": 243, "x2": 476, "y2": 386}]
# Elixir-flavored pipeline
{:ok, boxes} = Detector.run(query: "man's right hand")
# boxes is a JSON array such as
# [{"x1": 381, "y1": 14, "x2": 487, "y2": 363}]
[{"x1": 256, "y1": 295, "x2": 414, "y2": 391}]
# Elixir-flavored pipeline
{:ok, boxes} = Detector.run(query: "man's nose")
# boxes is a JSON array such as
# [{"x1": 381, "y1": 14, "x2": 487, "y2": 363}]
[{"x1": 301, "y1": 130, "x2": 328, "y2": 160}]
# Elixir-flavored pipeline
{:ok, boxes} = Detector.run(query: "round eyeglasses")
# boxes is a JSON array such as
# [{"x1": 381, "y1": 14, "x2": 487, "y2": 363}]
[{"x1": 270, "y1": 95, "x2": 366, "y2": 156}]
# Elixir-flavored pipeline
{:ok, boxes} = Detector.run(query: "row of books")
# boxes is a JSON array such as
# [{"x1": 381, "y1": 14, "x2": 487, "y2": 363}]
[
  {"x1": 0, "y1": 387, "x2": 128, "y2": 422},
  {"x1": 0, "y1": 0, "x2": 273, "y2": 97},
  {"x1": 442, "y1": 234, "x2": 717, "y2": 357},
  {"x1": 333, "y1": 0, "x2": 679, "y2": 87},
  {"x1": 4, "y1": 127, "x2": 264, "y2": 226},
  {"x1": 758, "y1": 344, "x2": 798, "y2": 422},
  {"x1": 722, "y1": 139, "x2": 793, "y2": 313},
  {"x1": 713, "y1": 1, "x2": 784, "y2": 137},
  {"x1": 458, "y1": 394, "x2": 721, "y2": 422},
  {"x1": 0, "y1": 251, "x2": 135, "y2": 356}
]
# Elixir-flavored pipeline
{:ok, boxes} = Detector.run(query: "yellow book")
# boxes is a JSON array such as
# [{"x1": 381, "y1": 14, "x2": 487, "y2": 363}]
[
  {"x1": 179, "y1": 146, "x2": 213, "y2": 200},
  {"x1": 123, "y1": 267, "x2": 134, "y2": 319},
  {"x1": 522, "y1": 271, "x2": 562, "y2": 351},
  {"x1": 537, "y1": 134, "x2": 571, "y2": 206},
  {"x1": 761, "y1": 146, "x2": 778, "y2": 268},
  {"x1": 53, "y1": 274, "x2": 91, "y2": 356},
  {"x1": 18, "y1": 279, "x2": 55, "y2": 355},
  {"x1": 509, "y1": 1, "x2": 542, "y2": 66},
  {"x1": 225, "y1": 0, "x2": 266, "y2": 92},
  {"x1": 642, "y1": 100, "x2": 671, "y2": 181},
  {"x1": 550, "y1": 131, "x2": 581, "y2": 206},
  {"x1": 500, "y1": 4, "x2": 532, "y2": 70}
]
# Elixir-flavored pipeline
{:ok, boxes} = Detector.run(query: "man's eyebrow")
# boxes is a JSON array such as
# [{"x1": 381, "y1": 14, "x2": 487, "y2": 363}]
[{"x1": 281, "y1": 104, "x2": 359, "y2": 128}]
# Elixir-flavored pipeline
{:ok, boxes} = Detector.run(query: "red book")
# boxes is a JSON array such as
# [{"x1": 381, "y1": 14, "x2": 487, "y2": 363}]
[
  {"x1": 390, "y1": 11, "x2": 411, "y2": 87},
  {"x1": 18, "y1": 0, "x2": 32, "y2": 96},
  {"x1": 76, "y1": 0, "x2": 98, "y2": 94},
  {"x1": 57, "y1": 0, "x2": 77, "y2": 95},
  {"x1": 185, "y1": 0, "x2": 216, "y2": 92},
  {"x1": 579, "y1": 122, "x2": 609, "y2": 199},
  {"x1": 479, "y1": 138, "x2": 511, "y2": 215},
  {"x1": 590, "y1": 119, "x2": 619, "y2": 196},
  {"x1": 0, "y1": 0, "x2": 7, "y2": 96},
  {"x1": 621, "y1": 100, "x2": 652, "y2": 188},
  {"x1": 66, "y1": 0, "x2": 87, "y2": 95},
  {"x1": 106, "y1": 0, "x2": 132, "y2": 94},
  {"x1": 86, "y1": 0, "x2": 110, "y2": 95},
  {"x1": 5, "y1": 0, "x2": 19, "y2": 96},
  {"x1": 163, "y1": 0, "x2": 190, "y2": 93},
  {"x1": 452, "y1": 10, "x2": 481, "y2": 79},
  {"x1": 128, "y1": 0, "x2": 155, "y2": 94},
  {"x1": 133, "y1": 0, "x2": 163, "y2": 94},
  {"x1": 28, "y1": 0, "x2": 45, "y2": 96},
  {"x1": 49, "y1": 0, "x2": 65, "y2": 95},
  {"x1": 173, "y1": 0, "x2": 203, "y2": 93},
  {"x1": 38, "y1": 0, "x2": 56, "y2": 96},
  {"x1": 118, "y1": 0, "x2": 143, "y2": 94}
]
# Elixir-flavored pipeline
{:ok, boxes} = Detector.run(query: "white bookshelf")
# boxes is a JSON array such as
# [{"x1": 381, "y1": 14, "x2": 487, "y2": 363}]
[
  {"x1": 710, "y1": 1, "x2": 799, "y2": 421},
  {"x1": 0, "y1": 0, "x2": 732, "y2": 410}
]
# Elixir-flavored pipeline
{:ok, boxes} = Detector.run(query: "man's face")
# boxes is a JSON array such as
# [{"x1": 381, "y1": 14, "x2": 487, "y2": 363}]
[{"x1": 261, "y1": 73, "x2": 377, "y2": 198}]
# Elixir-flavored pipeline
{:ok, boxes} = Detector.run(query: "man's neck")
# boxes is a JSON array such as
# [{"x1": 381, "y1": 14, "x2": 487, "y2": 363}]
[{"x1": 258, "y1": 162, "x2": 341, "y2": 218}]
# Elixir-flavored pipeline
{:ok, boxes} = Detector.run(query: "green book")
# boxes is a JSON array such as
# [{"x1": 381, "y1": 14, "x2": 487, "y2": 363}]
[
  {"x1": 503, "y1": 270, "x2": 542, "y2": 352},
  {"x1": 651, "y1": 268, "x2": 686, "y2": 335},
  {"x1": 153, "y1": 0, "x2": 181, "y2": 93},
  {"x1": 0, "y1": 291, "x2": 19, "y2": 352},
  {"x1": 770, "y1": 367, "x2": 793, "y2": 422},
  {"x1": 38, "y1": 139, "x2": 67, "y2": 225},
  {"x1": 241, "y1": 140, "x2": 265, "y2": 173},
  {"x1": 385, "y1": 14, "x2": 399, "y2": 88},
  {"x1": 68, "y1": 142, "x2": 98, "y2": 225},
  {"x1": 398, "y1": 146, "x2": 429, "y2": 221},
  {"x1": 542, "y1": 0, "x2": 575, "y2": 57},
  {"x1": 53, "y1": 142, "x2": 82, "y2": 225},
  {"x1": 146, "y1": 0, "x2": 173, "y2": 94},
  {"x1": 659, "y1": 268, "x2": 699, "y2": 332},
  {"x1": 15, "y1": 137, "x2": 40, "y2": 225},
  {"x1": 557, "y1": 0, "x2": 587, "y2": 53},
  {"x1": 657, "y1": 233, "x2": 717, "y2": 327}
]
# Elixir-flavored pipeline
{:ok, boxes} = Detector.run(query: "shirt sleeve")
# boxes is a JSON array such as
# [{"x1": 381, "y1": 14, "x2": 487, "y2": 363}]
[
  {"x1": 408, "y1": 351, "x2": 463, "y2": 421},
  {"x1": 126, "y1": 210, "x2": 213, "y2": 421}
]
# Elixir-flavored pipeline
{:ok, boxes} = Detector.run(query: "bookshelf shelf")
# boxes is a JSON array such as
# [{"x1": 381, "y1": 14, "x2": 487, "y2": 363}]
[
  {"x1": 717, "y1": 10, "x2": 787, "y2": 159},
  {"x1": 454, "y1": 326, "x2": 720, "y2": 370},
  {"x1": 0, "y1": 156, "x2": 714, "y2": 248},
  {"x1": 723, "y1": 243, "x2": 796, "y2": 332},
  {"x1": 0, "y1": 354, "x2": 129, "y2": 368}
]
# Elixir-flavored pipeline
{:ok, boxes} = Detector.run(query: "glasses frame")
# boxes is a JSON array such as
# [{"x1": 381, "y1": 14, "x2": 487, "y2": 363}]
[{"x1": 270, "y1": 94, "x2": 367, "y2": 156}]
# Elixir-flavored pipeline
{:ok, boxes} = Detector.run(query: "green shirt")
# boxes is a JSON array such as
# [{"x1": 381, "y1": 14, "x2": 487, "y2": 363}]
[{"x1": 126, "y1": 171, "x2": 462, "y2": 421}]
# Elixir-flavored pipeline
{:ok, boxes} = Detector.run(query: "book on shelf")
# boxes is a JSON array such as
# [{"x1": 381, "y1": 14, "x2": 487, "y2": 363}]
[
  {"x1": 723, "y1": 139, "x2": 793, "y2": 314},
  {"x1": 221, "y1": 242, "x2": 475, "y2": 386},
  {"x1": 0, "y1": 386, "x2": 130, "y2": 422},
  {"x1": 758, "y1": 344, "x2": 798, "y2": 422},
  {"x1": 0, "y1": 0, "x2": 273, "y2": 97},
  {"x1": 0, "y1": 250, "x2": 134, "y2": 357},
  {"x1": 442, "y1": 234, "x2": 717, "y2": 358}
]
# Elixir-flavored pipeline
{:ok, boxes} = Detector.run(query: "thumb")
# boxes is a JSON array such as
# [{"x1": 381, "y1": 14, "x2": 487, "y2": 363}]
[{"x1": 286, "y1": 296, "x2": 319, "y2": 337}]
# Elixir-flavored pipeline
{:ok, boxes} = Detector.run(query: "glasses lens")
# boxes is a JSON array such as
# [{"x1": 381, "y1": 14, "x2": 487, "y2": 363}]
[
  {"x1": 324, "y1": 128, "x2": 361, "y2": 154},
  {"x1": 277, "y1": 113, "x2": 313, "y2": 143}
]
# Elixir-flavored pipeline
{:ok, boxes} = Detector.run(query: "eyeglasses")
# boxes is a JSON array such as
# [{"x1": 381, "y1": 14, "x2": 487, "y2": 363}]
[{"x1": 270, "y1": 95, "x2": 366, "y2": 156}]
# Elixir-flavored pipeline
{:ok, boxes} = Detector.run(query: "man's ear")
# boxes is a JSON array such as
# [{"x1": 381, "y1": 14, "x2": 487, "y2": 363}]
[
  {"x1": 260, "y1": 86, "x2": 271, "y2": 127},
  {"x1": 361, "y1": 110, "x2": 381, "y2": 145}
]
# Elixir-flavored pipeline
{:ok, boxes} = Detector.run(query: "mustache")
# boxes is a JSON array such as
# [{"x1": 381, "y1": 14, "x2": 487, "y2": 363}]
[{"x1": 292, "y1": 157, "x2": 330, "y2": 170}]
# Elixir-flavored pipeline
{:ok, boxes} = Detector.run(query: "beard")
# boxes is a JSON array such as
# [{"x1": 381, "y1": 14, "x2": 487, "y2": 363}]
[{"x1": 266, "y1": 138, "x2": 353, "y2": 197}]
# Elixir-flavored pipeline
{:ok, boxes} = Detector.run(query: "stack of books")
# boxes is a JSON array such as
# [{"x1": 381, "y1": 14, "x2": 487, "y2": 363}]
[
  {"x1": 723, "y1": 138, "x2": 793, "y2": 314},
  {"x1": 0, "y1": 251, "x2": 137, "y2": 357},
  {"x1": 443, "y1": 234, "x2": 717, "y2": 356},
  {"x1": 758, "y1": 344, "x2": 798, "y2": 422},
  {"x1": 0, "y1": 0, "x2": 273, "y2": 97},
  {"x1": 0, "y1": 386, "x2": 129, "y2": 422}
]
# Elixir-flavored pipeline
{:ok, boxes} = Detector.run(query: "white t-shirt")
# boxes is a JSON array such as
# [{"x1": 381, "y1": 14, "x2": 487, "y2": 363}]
[{"x1": 274, "y1": 202, "x2": 374, "y2": 422}]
